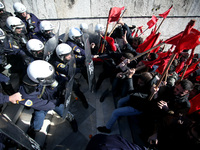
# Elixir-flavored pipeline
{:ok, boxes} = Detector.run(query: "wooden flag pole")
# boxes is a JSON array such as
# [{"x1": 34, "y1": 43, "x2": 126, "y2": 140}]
[
  {"x1": 108, "y1": 9, "x2": 127, "y2": 37},
  {"x1": 130, "y1": 42, "x2": 165, "y2": 62},
  {"x1": 156, "y1": 18, "x2": 165, "y2": 34},
  {"x1": 100, "y1": 22, "x2": 109, "y2": 53},
  {"x1": 138, "y1": 27, "x2": 148, "y2": 37},
  {"x1": 148, "y1": 53, "x2": 177, "y2": 101}
]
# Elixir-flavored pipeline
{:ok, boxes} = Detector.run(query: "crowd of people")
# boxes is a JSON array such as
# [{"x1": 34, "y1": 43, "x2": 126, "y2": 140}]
[{"x1": 0, "y1": 1, "x2": 200, "y2": 150}]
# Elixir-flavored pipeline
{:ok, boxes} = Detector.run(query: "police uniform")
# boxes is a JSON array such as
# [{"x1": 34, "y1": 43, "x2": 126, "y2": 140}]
[
  {"x1": 19, "y1": 13, "x2": 40, "y2": 39},
  {"x1": 66, "y1": 40, "x2": 85, "y2": 65},
  {"x1": 50, "y1": 54, "x2": 89, "y2": 109},
  {"x1": 19, "y1": 83, "x2": 64, "y2": 131}
]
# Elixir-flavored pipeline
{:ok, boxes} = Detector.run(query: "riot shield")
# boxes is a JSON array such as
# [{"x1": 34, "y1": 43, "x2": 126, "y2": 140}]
[
  {"x1": 43, "y1": 22, "x2": 60, "y2": 61},
  {"x1": 62, "y1": 27, "x2": 69, "y2": 43},
  {"x1": 82, "y1": 33, "x2": 96, "y2": 92},
  {"x1": 0, "y1": 113, "x2": 40, "y2": 150},
  {"x1": 62, "y1": 55, "x2": 76, "y2": 119}
]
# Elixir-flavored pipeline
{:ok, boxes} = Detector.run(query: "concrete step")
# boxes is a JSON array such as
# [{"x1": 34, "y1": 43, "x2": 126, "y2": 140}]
[
  {"x1": 15, "y1": 107, "x2": 34, "y2": 133},
  {"x1": 2, "y1": 103, "x2": 24, "y2": 123},
  {"x1": 35, "y1": 110, "x2": 54, "y2": 148}
]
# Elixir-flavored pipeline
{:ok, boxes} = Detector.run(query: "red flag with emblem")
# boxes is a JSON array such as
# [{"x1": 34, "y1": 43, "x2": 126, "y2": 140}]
[
  {"x1": 147, "y1": 15, "x2": 158, "y2": 29},
  {"x1": 107, "y1": 7, "x2": 125, "y2": 24}
]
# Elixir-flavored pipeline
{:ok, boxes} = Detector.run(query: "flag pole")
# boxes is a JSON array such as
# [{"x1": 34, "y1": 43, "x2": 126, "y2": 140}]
[
  {"x1": 130, "y1": 42, "x2": 165, "y2": 61},
  {"x1": 179, "y1": 47, "x2": 196, "y2": 81},
  {"x1": 108, "y1": 9, "x2": 127, "y2": 37},
  {"x1": 156, "y1": 18, "x2": 165, "y2": 34},
  {"x1": 138, "y1": 27, "x2": 148, "y2": 37},
  {"x1": 148, "y1": 52, "x2": 177, "y2": 101},
  {"x1": 100, "y1": 7, "x2": 112, "y2": 53}
]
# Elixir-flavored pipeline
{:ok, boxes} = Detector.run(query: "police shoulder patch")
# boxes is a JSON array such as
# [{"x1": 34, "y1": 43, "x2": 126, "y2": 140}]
[
  {"x1": 60, "y1": 64, "x2": 65, "y2": 68},
  {"x1": 25, "y1": 99, "x2": 33, "y2": 107},
  {"x1": 76, "y1": 49, "x2": 80, "y2": 53}
]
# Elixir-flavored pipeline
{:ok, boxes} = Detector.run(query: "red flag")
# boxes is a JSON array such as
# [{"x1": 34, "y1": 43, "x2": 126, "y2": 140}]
[
  {"x1": 131, "y1": 30, "x2": 138, "y2": 37},
  {"x1": 136, "y1": 32, "x2": 160, "y2": 53},
  {"x1": 175, "y1": 61, "x2": 185, "y2": 73},
  {"x1": 196, "y1": 76, "x2": 200, "y2": 81},
  {"x1": 107, "y1": 7, "x2": 125, "y2": 24},
  {"x1": 138, "y1": 26, "x2": 143, "y2": 34},
  {"x1": 98, "y1": 36, "x2": 117, "y2": 52},
  {"x1": 188, "y1": 93, "x2": 200, "y2": 114},
  {"x1": 180, "y1": 60, "x2": 200, "y2": 79},
  {"x1": 174, "y1": 28, "x2": 200, "y2": 53},
  {"x1": 151, "y1": 39, "x2": 163, "y2": 53},
  {"x1": 159, "y1": 5, "x2": 173, "y2": 18},
  {"x1": 185, "y1": 48, "x2": 195, "y2": 65},
  {"x1": 164, "y1": 31, "x2": 183, "y2": 45},
  {"x1": 147, "y1": 15, "x2": 158, "y2": 29}
]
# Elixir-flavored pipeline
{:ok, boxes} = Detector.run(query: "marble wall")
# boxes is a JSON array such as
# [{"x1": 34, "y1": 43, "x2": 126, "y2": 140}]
[{"x1": 2, "y1": 0, "x2": 200, "y2": 51}]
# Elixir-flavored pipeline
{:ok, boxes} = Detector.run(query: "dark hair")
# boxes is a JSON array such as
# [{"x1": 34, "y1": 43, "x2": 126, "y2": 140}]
[
  {"x1": 139, "y1": 72, "x2": 153, "y2": 84},
  {"x1": 132, "y1": 37, "x2": 143, "y2": 45},
  {"x1": 122, "y1": 52, "x2": 134, "y2": 59},
  {"x1": 149, "y1": 52, "x2": 158, "y2": 61},
  {"x1": 179, "y1": 79, "x2": 193, "y2": 91}
]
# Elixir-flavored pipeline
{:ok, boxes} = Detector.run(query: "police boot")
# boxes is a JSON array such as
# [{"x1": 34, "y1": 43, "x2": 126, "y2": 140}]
[
  {"x1": 66, "y1": 111, "x2": 78, "y2": 132},
  {"x1": 99, "y1": 88, "x2": 110, "y2": 102},
  {"x1": 27, "y1": 127, "x2": 39, "y2": 139},
  {"x1": 74, "y1": 90, "x2": 89, "y2": 109}
]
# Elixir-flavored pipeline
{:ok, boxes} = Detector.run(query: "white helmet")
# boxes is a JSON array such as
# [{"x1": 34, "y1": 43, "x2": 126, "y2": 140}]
[
  {"x1": 26, "y1": 39, "x2": 44, "y2": 58},
  {"x1": 13, "y1": 2, "x2": 27, "y2": 13},
  {"x1": 0, "y1": 2, "x2": 5, "y2": 10},
  {"x1": 39, "y1": 21, "x2": 54, "y2": 33},
  {"x1": 68, "y1": 27, "x2": 82, "y2": 41},
  {"x1": 27, "y1": 60, "x2": 56, "y2": 86},
  {"x1": 0, "y1": 28, "x2": 5, "y2": 40},
  {"x1": 56, "y1": 43, "x2": 72, "y2": 61},
  {"x1": 80, "y1": 23, "x2": 88, "y2": 32},
  {"x1": 95, "y1": 24, "x2": 104, "y2": 33},
  {"x1": 6, "y1": 16, "x2": 25, "y2": 32}
]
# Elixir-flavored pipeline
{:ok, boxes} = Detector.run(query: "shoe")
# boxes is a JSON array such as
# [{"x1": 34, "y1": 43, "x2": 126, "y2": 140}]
[
  {"x1": 100, "y1": 89, "x2": 110, "y2": 102},
  {"x1": 82, "y1": 100, "x2": 89, "y2": 109},
  {"x1": 97, "y1": 126, "x2": 111, "y2": 133},
  {"x1": 69, "y1": 119, "x2": 78, "y2": 132},
  {"x1": 27, "y1": 127, "x2": 39, "y2": 139}
]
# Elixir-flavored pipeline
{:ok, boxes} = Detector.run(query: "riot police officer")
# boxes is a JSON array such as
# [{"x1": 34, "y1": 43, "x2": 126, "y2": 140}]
[
  {"x1": 5, "y1": 16, "x2": 31, "y2": 85},
  {"x1": 50, "y1": 43, "x2": 89, "y2": 108},
  {"x1": 37, "y1": 20, "x2": 55, "y2": 44},
  {"x1": 13, "y1": 2, "x2": 40, "y2": 39},
  {"x1": 19, "y1": 60, "x2": 78, "y2": 138}
]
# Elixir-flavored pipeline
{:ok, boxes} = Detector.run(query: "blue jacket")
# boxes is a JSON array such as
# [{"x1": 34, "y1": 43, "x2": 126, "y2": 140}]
[
  {"x1": 0, "y1": 93, "x2": 9, "y2": 104},
  {"x1": 19, "y1": 85, "x2": 57, "y2": 111},
  {"x1": 66, "y1": 40, "x2": 85, "y2": 64},
  {"x1": 21, "y1": 13, "x2": 41, "y2": 39}
]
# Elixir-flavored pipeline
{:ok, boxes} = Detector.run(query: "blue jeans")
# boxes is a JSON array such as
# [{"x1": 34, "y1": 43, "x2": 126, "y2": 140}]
[
  {"x1": 31, "y1": 104, "x2": 64, "y2": 130},
  {"x1": 106, "y1": 95, "x2": 142, "y2": 130}
]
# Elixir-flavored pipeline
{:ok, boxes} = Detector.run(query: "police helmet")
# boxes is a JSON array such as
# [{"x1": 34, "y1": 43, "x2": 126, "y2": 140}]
[
  {"x1": 13, "y1": 2, "x2": 27, "y2": 13},
  {"x1": 0, "y1": 28, "x2": 5, "y2": 40},
  {"x1": 95, "y1": 24, "x2": 104, "y2": 33},
  {"x1": 56, "y1": 43, "x2": 72, "y2": 61},
  {"x1": 80, "y1": 23, "x2": 88, "y2": 32},
  {"x1": 6, "y1": 16, "x2": 25, "y2": 32},
  {"x1": 68, "y1": 27, "x2": 82, "y2": 41},
  {"x1": 27, "y1": 60, "x2": 56, "y2": 86},
  {"x1": 26, "y1": 39, "x2": 44, "y2": 59},
  {"x1": 39, "y1": 21, "x2": 54, "y2": 33},
  {"x1": 0, "y1": 2, "x2": 5, "y2": 10}
]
